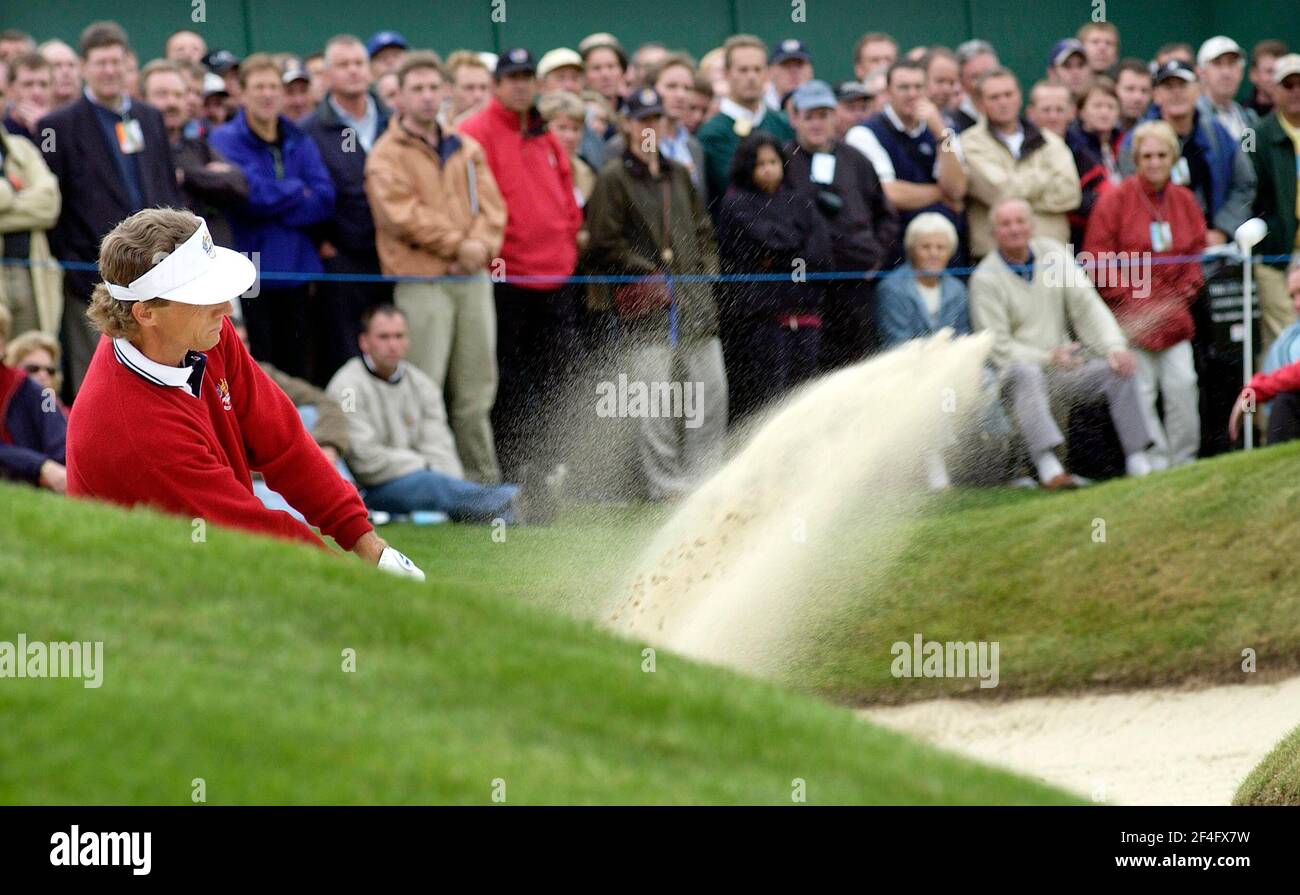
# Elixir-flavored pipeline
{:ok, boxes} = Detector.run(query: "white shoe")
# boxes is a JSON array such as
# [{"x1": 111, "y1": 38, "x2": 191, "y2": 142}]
[{"x1": 1125, "y1": 452, "x2": 1153, "y2": 477}]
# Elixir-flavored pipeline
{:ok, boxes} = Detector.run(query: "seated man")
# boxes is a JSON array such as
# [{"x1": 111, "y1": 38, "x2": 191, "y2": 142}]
[
  {"x1": 1231, "y1": 266, "x2": 1300, "y2": 444},
  {"x1": 969, "y1": 198, "x2": 1155, "y2": 488},
  {"x1": 230, "y1": 317, "x2": 355, "y2": 523},
  {"x1": 0, "y1": 304, "x2": 67, "y2": 492},
  {"x1": 326, "y1": 305, "x2": 555, "y2": 524}
]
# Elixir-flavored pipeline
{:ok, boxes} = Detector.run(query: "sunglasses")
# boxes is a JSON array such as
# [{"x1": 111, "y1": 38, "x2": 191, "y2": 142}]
[{"x1": 23, "y1": 364, "x2": 58, "y2": 377}]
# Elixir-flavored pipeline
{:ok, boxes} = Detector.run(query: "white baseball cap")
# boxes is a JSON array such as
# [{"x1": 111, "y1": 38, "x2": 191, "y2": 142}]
[
  {"x1": 1197, "y1": 36, "x2": 1244, "y2": 68},
  {"x1": 1274, "y1": 53, "x2": 1300, "y2": 84},
  {"x1": 104, "y1": 218, "x2": 257, "y2": 305}
]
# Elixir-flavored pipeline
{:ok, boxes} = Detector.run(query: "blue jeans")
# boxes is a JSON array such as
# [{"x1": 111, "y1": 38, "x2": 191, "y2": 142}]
[{"x1": 363, "y1": 469, "x2": 518, "y2": 523}]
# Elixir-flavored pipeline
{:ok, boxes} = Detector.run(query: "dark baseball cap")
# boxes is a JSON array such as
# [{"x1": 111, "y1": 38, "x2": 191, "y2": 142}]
[
  {"x1": 622, "y1": 87, "x2": 665, "y2": 119},
  {"x1": 1153, "y1": 59, "x2": 1198, "y2": 85},
  {"x1": 205, "y1": 49, "x2": 241, "y2": 74},
  {"x1": 495, "y1": 47, "x2": 537, "y2": 77},
  {"x1": 836, "y1": 80, "x2": 874, "y2": 102},
  {"x1": 366, "y1": 30, "x2": 408, "y2": 57},
  {"x1": 1047, "y1": 38, "x2": 1086, "y2": 68},
  {"x1": 770, "y1": 38, "x2": 811, "y2": 65}
]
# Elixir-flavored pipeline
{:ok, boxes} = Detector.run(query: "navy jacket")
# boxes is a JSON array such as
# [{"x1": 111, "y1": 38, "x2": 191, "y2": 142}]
[
  {"x1": 876, "y1": 264, "x2": 971, "y2": 348},
  {"x1": 38, "y1": 95, "x2": 180, "y2": 298},
  {"x1": 0, "y1": 367, "x2": 66, "y2": 484},
  {"x1": 299, "y1": 92, "x2": 390, "y2": 258},
  {"x1": 210, "y1": 110, "x2": 336, "y2": 289}
]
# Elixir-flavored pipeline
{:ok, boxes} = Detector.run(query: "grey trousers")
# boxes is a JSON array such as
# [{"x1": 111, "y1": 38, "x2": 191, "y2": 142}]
[
  {"x1": 627, "y1": 336, "x2": 728, "y2": 500},
  {"x1": 395, "y1": 274, "x2": 500, "y2": 484},
  {"x1": 1003, "y1": 358, "x2": 1153, "y2": 459},
  {"x1": 1, "y1": 266, "x2": 39, "y2": 337}
]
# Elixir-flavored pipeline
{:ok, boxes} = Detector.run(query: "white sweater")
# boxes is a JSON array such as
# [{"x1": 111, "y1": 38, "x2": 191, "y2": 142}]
[{"x1": 325, "y1": 356, "x2": 464, "y2": 487}]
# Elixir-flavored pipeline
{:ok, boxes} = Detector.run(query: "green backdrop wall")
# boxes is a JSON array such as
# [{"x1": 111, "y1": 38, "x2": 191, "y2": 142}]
[{"x1": 13, "y1": 0, "x2": 1300, "y2": 93}]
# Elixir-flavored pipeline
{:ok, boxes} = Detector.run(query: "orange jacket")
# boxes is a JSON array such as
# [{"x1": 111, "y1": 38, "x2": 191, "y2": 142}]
[{"x1": 364, "y1": 116, "x2": 505, "y2": 277}]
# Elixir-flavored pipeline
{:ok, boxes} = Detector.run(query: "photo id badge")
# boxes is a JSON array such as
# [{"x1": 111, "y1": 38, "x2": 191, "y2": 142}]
[
  {"x1": 1150, "y1": 220, "x2": 1172, "y2": 252},
  {"x1": 810, "y1": 152, "x2": 836, "y2": 185},
  {"x1": 1170, "y1": 156, "x2": 1190, "y2": 186},
  {"x1": 116, "y1": 119, "x2": 145, "y2": 154}
]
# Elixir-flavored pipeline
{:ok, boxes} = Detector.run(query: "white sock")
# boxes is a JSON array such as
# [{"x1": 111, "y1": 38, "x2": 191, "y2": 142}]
[
  {"x1": 925, "y1": 450, "x2": 951, "y2": 491},
  {"x1": 1034, "y1": 450, "x2": 1065, "y2": 484},
  {"x1": 1126, "y1": 451, "x2": 1153, "y2": 477}
]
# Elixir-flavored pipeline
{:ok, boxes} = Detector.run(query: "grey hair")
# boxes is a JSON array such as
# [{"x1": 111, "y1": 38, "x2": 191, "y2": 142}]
[{"x1": 956, "y1": 39, "x2": 997, "y2": 66}]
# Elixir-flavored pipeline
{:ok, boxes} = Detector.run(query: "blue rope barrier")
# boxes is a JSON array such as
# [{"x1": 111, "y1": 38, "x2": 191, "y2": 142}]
[{"x1": 1, "y1": 253, "x2": 1293, "y2": 285}]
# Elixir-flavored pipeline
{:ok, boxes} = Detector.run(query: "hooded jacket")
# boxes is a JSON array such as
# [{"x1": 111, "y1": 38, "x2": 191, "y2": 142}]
[{"x1": 458, "y1": 96, "x2": 581, "y2": 289}]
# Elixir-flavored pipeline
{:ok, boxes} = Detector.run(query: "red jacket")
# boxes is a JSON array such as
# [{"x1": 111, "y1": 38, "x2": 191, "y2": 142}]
[
  {"x1": 66, "y1": 318, "x2": 372, "y2": 551},
  {"x1": 458, "y1": 96, "x2": 581, "y2": 289},
  {"x1": 1248, "y1": 363, "x2": 1300, "y2": 404},
  {"x1": 1083, "y1": 175, "x2": 1206, "y2": 352}
]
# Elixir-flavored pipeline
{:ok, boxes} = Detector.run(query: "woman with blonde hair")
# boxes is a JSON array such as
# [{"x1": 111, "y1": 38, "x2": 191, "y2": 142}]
[{"x1": 5, "y1": 329, "x2": 64, "y2": 400}]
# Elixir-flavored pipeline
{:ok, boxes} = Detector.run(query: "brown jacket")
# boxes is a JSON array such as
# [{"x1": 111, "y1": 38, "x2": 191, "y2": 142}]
[{"x1": 364, "y1": 116, "x2": 505, "y2": 276}]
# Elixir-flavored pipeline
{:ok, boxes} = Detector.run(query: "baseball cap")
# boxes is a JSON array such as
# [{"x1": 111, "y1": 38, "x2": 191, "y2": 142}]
[
  {"x1": 281, "y1": 66, "x2": 309, "y2": 86},
  {"x1": 579, "y1": 32, "x2": 628, "y2": 66},
  {"x1": 204, "y1": 49, "x2": 241, "y2": 74},
  {"x1": 366, "y1": 30, "x2": 407, "y2": 57},
  {"x1": 1197, "y1": 36, "x2": 1244, "y2": 68},
  {"x1": 1047, "y1": 38, "x2": 1087, "y2": 68},
  {"x1": 835, "y1": 80, "x2": 874, "y2": 102},
  {"x1": 104, "y1": 218, "x2": 256, "y2": 306},
  {"x1": 790, "y1": 79, "x2": 837, "y2": 112},
  {"x1": 1153, "y1": 59, "x2": 1198, "y2": 86},
  {"x1": 622, "y1": 87, "x2": 665, "y2": 119},
  {"x1": 770, "y1": 38, "x2": 811, "y2": 65},
  {"x1": 1273, "y1": 53, "x2": 1300, "y2": 84},
  {"x1": 496, "y1": 47, "x2": 536, "y2": 77},
  {"x1": 201, "y1": 72, "x2": 229, "y2": 98},
  {"x1": 537, "y1": 47, "x2": 583, "y2": 80}
]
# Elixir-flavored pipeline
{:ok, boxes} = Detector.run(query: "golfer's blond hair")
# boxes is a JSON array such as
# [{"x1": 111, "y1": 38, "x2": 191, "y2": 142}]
[{"x1": 88, "y1": 207, "x2": 198, "y2": 339}]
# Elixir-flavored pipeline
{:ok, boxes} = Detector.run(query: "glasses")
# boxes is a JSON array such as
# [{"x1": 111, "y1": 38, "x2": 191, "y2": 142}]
[{"x1": 23, "y1": 364, "x2": 58, "y2": 377}]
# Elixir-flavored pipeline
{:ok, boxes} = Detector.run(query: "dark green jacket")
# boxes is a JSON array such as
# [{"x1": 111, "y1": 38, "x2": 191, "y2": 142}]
[
  {"x1": 1251, "y1": 113, "x2": 1299, "y2": 265},
  {"x1": 584, "y1": 150, "x2": 719, "y2": 343},
  {"x1": 696, "y1": 107, "x2": 796, "y2": 207}
]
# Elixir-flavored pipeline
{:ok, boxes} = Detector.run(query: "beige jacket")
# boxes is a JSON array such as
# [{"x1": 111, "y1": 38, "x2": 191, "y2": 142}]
[
  {"x1": 0, "y1": 130, "x2": 62, "y2": 334},
  {"x1": 963, "y1": 119, "x2": 1081, "y2": 259},
  {"x1": 364, "y1": 116, "x2": 505, "y2": 277},
  {"x1": 325, "y1": 356, "x2": 463, "y2": 488},
  {"x1": 969, "y1": 237, "x2": 1127, "y2": 372}
]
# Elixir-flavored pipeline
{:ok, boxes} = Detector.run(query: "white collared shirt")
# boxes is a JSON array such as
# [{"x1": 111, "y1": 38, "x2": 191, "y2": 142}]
[
  {"x1": 113, "y1": 337, "x2": 206, "y2": 398},
  {"x1": 719, "y1": 96, "x2": 767, "y2": 130},
  {"x1": 362, "y1": 352, "x2": 404, "y2": 384}
]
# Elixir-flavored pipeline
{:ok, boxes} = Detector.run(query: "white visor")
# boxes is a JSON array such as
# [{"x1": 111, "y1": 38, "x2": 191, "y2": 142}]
[{"x1": 104, "y1": 219, "x2": 257, "y2": 305}]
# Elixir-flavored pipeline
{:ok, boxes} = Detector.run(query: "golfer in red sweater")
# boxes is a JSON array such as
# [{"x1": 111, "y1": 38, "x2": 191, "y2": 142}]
[{"x1": 67, "y1": 208, "x2": 424, "y2": 579}]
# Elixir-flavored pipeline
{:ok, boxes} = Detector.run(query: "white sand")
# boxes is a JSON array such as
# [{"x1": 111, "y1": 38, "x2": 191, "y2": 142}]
[
  {"x1": 864, "y1": 675, "x2": 1300, "y2": 805},
  {"x1": 605, "y1": 332, "x2": 993, "y2": 674}
]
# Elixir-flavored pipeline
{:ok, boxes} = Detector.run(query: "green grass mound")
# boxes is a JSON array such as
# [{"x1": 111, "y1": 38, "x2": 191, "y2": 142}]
[
  {"x1": 1235, "y1": 725, "x2": 1300, "y2": 805},
  {"x1": 372, "y1": 442, "x2": 1300, "y2": 706},
  {"x1": 0, "y1": 484, "x2": 1074, "y2": 805}
]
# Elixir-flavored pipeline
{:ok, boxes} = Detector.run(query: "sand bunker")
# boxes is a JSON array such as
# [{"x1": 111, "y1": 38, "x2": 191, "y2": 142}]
[
  {"x1": 605, "y1": 331, "x2": 994, "y2": 674},
  {"x1": 864, "y1": 675, "x2": 1300, "y2": 805}
]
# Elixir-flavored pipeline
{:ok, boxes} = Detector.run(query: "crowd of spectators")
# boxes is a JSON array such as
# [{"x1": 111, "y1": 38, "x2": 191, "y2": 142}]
[{"x1": 2, "y1": 17, "x2": 1300, "y2": 522}]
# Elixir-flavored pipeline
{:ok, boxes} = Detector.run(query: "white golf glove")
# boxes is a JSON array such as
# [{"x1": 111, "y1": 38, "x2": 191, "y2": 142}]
[{"x1": 377, "y1": 546, "x2": 426, "y2": 582}]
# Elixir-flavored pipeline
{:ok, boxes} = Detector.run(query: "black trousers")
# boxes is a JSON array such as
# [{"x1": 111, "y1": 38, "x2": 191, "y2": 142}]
[
  {"x1": 312, "y1": 248, "x2": 392, "y2": 386},
  {"x1": 491, "y1": 283, "x2": 580, "y2": 482},
  {"x1": 721, "y1": 312, "x2": 821, "y2": 424},
  {"x1": 242, "y1": 285, "x2": 310, "y2": 379},
  {"x1": 1268, "y1": 391, "x2": 1300, "y2": 445},
  {"x1": 818, "y1": 279, "x2": 878, "y2": 373}
]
